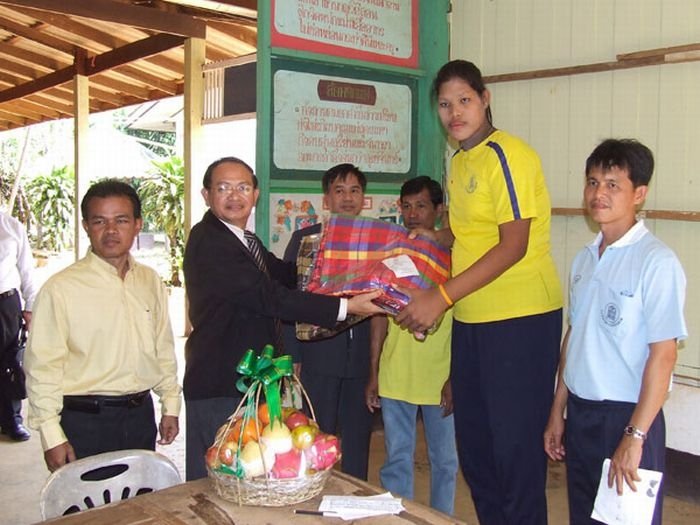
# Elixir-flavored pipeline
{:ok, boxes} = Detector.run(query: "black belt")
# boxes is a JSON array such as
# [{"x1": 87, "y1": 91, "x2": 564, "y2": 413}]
[
  {"x1": 63, "y1": 391, "x2": 150, "y2": 414},
  {"x1": 0, "y1": 288, "x2": 17, "y2": 300}
]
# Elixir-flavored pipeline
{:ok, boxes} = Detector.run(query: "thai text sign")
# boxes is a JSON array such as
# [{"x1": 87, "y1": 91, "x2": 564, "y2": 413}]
[
  {"x1": 271, "y1": 0, "x2": 418, "y2": 67},
  {"x1": 273, "y1": 69, "x2": 412, "y2": 173}
]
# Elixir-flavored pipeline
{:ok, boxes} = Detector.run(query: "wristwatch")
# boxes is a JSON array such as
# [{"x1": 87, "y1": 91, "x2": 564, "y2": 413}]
[{"x1": 623, "y1": 425, "x2": 647, "y2": 441}]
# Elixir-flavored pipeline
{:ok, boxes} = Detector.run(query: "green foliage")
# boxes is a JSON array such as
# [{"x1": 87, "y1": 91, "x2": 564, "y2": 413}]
[
  {"x1": 25, "y1": 166, "x2": 75, "y2": 251},
  {"x1": 139, "y1": 156, "x2": 184, "y2": 286},
  {"x1": 123, "y1": 128, "x2": 176, "y2": 158}
]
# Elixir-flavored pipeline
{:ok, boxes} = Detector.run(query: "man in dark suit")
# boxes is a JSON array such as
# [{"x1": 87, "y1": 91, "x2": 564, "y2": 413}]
[
  {"x1": 283, "y1": 163, "x2": 373, "y2": 480},
  {"x1": 183, "y1": 157, "x2": 382, "y2": 480}
]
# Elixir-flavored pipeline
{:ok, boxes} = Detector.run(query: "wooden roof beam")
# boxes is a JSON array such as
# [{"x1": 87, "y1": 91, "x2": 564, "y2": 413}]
[
  {"x1": 0, "y1": 56, "x2": 45, "y2": 79},
  {"x1": 208, "y1": 20, "x2": 256, "y2": 47},
  {"x1": 112, "y1": 65, "x2": 179, "y2": 96},
  {"x1": 0, "y1": 108, "x2": 30, "y2": 126},
  {"x1": 0, "y1": 0, "x2": 206, "y2": 38},
  {"x1": 0, "y1": 66, "x2": 72, "y2": 102},
  {"x1": 0, "y1": 33, "x2": 185, "y2": 103},
  {"x1": 90, "y1": 73, "x2": 153, "y2": 101},
  {"x1": 8, "y1": 7, "x2": 186, "y2": 80},
  {"x1": 0, "y1": 15, "x2": 76, "y2": 56},
  {"x1": 84, "y1": 33, "x2": 186, "y2": 76},
  {"x1": 26, "y1": 93, "x2": 73, "y2": 114},
  {"x1": 0, "y1": 40, "x2": 66, "y2": 70},
  {"x1": 13, "y1": 96, "x2": 61, "y2": 118},
  {"x1": 8, "y1": 6, "x2": 125, "y2": 50}
]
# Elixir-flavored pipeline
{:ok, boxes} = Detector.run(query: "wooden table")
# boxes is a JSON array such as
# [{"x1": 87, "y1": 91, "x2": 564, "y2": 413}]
[{"x1": 39, "y1": 470, "x2": 466, "y2": 524}]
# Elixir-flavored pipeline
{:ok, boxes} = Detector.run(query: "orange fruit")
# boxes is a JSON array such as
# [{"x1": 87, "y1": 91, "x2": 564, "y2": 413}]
[
  {"x1": 231, "y1": 417, "x2": 260, "y2": 444},
  {"x1": 257, "y1": 403, "x2": 271, "y2": 426}
]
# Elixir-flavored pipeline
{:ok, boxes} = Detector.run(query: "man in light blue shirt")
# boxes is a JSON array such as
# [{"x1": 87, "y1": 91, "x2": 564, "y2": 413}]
[{"x1": 544, "y1": 139, "x2": 687, "y2": 525}]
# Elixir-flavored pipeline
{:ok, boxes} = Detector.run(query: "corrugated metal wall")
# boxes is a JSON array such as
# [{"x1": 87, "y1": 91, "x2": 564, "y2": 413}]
[{"x1": 449, "y1": 0, "x2": 700, "y2": 384}]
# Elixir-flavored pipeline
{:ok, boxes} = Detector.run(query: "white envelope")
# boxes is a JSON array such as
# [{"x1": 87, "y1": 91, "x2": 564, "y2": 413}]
[{"x1": 591, "y1": 458, "x2": 663, "y2": 525}]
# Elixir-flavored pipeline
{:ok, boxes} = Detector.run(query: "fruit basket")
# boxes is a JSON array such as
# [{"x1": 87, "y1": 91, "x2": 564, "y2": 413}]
[{"x1": 206, "y1": 346, "x2": 341, "y2": 506}]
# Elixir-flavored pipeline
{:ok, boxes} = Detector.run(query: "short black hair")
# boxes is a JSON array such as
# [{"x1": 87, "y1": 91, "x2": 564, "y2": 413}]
[
  {"x1": 322, "y1": 163, "x2": 367, "y2": 194},
  {"x1": 400, "y1": 176, "x2": 443, "y2": 207},
  {"x1": 81, "y1": 179, "x2": 141, "y2": 221},
  {"x1": 585, "y1": 139, "x2": 654, "y2": 187},
  {"x1": 203, "y1": 157, "x2": 258, "y2": 189}
]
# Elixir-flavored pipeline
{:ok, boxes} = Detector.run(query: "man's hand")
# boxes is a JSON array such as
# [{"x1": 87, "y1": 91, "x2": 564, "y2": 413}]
[
  {"x1": 440, "y1": 380, "x2": 453, "y2": 417},
  {"x1": 408, "y1": 226, "x2": 454, "y2": 248},
  {"x1": 347, "y1": 290, "x2": 384, "y2": 317},
  {"x1": 44, "y1": 441, "x2": 76, "y2": 472},
  {"x1": 365, "y1": 376, "x2": 380, "y2": 413},
  {"x1": 407, "y1": 227, "x2": 438, "y2": 243},
  {"x1": 22, "y1": 311, "x2": 32, "y2": 332},
  {"x1": 158, "y1": 415, "x2": 179, "y2": 445},
  {"x1": 543, "y1": 411, "x2": 566, "y2": 461},
  {"x1": 608, "y1": 436, "x2": 644, "y2": 494},
  {"x1": 395, "y1": 287, "x2": 447, "y2": 334}
]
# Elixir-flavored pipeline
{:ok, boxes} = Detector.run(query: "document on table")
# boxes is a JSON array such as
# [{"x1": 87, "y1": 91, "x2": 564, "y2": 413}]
[
  {"x1": 591, "y1": 458, "x2": 663, "y2": 525},
  {"x1": 318, "y1": 492, "x2": 405, "y2": 520}
]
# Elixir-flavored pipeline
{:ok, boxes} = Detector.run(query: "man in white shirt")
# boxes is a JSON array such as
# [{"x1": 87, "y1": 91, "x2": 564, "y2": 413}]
[{"x1": 0, "y1": 210, "x2": 37, "y2": 441}]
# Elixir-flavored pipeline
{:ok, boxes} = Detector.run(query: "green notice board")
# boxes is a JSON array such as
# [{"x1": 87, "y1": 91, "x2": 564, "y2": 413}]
[{"x1": 269, "y1": 57, "x2": 418, "y2": 184}]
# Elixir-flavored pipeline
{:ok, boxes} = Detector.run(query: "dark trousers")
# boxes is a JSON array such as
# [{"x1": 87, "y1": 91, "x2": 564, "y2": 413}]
[
  {"x1": 566, "y1": 394, "x2": 666, "y2": 525},
  {"x1": 185, "y1": 396, "x2": 240, "y2": 481},
  {"x1": 301, "y1": 370, "x2": 372, "y2": 480},
  {"x1": 60, "y1": 394, "x2": 157, "y2": 459},
  {"x1": 451, "y1": 309, "x2": 562, "y2": 525},
  {"x1": 0, "y1": 291, "x2": 23, "y2": 430}
]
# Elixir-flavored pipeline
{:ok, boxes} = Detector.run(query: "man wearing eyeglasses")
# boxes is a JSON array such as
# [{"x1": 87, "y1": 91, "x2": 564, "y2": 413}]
[{"x1": 183, "y1": 157, "x2": 383, "y2": 480}]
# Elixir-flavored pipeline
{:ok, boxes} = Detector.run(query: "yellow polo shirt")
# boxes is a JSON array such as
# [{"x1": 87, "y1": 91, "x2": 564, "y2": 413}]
[
  {"x1": 448, "y1": 130, "x2": 562, "y2": 323},
  {"x1": 25, "y1": 250, "x2": 181, "y2": 451},
  {"x1": 378, "y1": 312, "x2": 452, "y2": 405}
]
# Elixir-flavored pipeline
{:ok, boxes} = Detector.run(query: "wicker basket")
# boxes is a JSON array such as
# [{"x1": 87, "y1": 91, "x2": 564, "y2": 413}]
[
  {"x1": 207, "y1": 373, "x2": 337, "y2": 506},
  {"x1": 208, "y1": 465, "x2": 331, "y2": 506}
]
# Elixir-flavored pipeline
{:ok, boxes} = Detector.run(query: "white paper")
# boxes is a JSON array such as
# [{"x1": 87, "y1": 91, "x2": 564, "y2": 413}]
[
  {"x1": 382, "y1": 255, "x2": 419, "y2": 278},
  {"x1": 591, "y1": 458, "x2": 663, "y2": 525},
  {"x1": 319, "y1": 492, "x2": 405, "y2": 520}
]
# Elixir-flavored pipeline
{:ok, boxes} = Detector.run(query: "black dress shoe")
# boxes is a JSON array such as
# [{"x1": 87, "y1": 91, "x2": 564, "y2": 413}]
[{"x1": 2, "y1": 423, "x2": 30, "y2": 441}]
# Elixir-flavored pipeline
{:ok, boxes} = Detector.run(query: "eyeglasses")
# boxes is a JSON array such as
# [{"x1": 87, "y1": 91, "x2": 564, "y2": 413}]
[{"x1": 213, "y1": 182, "x2": 254, "y2": 196}]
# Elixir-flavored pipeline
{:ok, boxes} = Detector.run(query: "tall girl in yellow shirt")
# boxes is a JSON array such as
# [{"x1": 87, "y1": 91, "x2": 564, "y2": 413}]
[{"x1": 397, "y1": 60, "x2": 563, "y2": 524}]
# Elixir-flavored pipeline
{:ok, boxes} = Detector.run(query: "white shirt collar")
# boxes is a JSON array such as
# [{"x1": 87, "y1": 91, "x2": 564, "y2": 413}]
[
  {"x1": 217, "y1": 217, "x2": 246, "y2": 245},
  {"x1": 589, "y1": 219, "x2": 649, "y2": 254}
]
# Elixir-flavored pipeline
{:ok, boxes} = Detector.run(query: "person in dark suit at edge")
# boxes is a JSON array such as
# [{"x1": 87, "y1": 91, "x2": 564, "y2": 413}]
[
  {"x1": 183, "y1": 157, "x2": 383, "y2": 480},
  {"x1": 283, "y1": 163, "x2": 374, "y2": 480}
]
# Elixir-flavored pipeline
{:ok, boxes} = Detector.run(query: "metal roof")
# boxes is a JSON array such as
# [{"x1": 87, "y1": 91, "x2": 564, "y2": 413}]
[{"x1": 0, "y1": 0, "x2": 257, "y2": 132}]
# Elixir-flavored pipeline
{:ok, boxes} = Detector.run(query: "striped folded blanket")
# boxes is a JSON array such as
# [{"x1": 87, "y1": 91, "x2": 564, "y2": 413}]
[
  {"x1": 295, "y1": 215, "x2": 450, "y2": 340},
  {"x1": 307, "y1": 214, "x2": 450, "y2": 304}
]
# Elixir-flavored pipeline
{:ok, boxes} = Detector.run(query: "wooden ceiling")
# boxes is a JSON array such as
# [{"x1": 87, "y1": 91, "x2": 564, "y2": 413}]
[{"x1": 0, "y1": 0, "x2": 257, "y2": 131}]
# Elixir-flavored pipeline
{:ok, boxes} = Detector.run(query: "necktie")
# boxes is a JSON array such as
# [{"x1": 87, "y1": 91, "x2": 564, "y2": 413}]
[
  {"x1": 244, "y1": 230, "x2": 268, "y2": 274},
  {"x1": 244, "y1": 230, "x2": 284, "y2": 353}
]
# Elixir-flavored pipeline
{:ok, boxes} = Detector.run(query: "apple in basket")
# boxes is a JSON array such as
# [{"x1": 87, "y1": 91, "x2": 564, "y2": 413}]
[
  {"x1": 205, "y1": 444, "x2": 222, "y2": 469},
  {"x1": 216, "y1": 434, "x2": 239, "y2": 466},
  {"x1": 291, "y1": 424, "x2": 318, "y2": 450},
  {"x1": 271, "y1": 448, "x2": 305, "y2": 479},
  {"x1": 239, "y1": 441, "x2": 275, "y2": 478},
  {"x1": 284, "y1": 410, "x2": 310, "y2": 430},
  {"x1": 305, "y1": 433, "x2": 341, "y2": 470},
  {"x1": 261, "y1": 421, "x2": 293, "y2": 454}
]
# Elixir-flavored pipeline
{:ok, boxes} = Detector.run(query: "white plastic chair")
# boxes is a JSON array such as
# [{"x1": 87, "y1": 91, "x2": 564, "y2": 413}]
[{"x1": 40, "y1": 449, "x2": 182, "y2": 520}]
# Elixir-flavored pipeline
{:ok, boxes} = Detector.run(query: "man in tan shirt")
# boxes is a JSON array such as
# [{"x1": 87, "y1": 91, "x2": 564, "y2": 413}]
[{"x1": 25, "y1": 180, "x2": 181, "y2": 472}]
